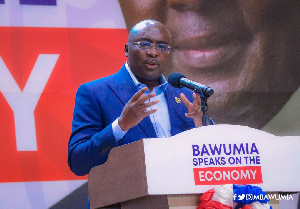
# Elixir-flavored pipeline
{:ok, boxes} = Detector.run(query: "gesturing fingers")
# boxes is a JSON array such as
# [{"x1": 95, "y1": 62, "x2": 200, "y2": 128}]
[
  {"x1": 119, "y1": 87, "x2": 159, "y2": 131},
  {"x1": 192, "y1": 93, "x2": 201, "y2": 112},
  {"x1": 179, "y1": 92, "x2": 203, "y2": 127},
  {"x1": 139, "y1": 99, "x2": 159, "y2": 111},
  {"x1": 180, "y1": 93, "x2": 192, "y2": 109},
  {"x1": 136, "y1": 92, "x2": 157, "y2": 106},
  {"x1": 130, "y1": 87, "x2": 148, "y2": 102},
  {"x1": 134, "y1": 94, "x2": 159, "y2": 118},
  {"x1": 180, "y1": 93, "x2": 202, "y2": 116},
  {"x1": 180, "y1": 93, "x2": 200, "y2": 113},
  {"x1": 142, "y1": 107, "x2": 158, "y2": 117},
  {"x1": 130, "y1": 87, "x2": 157, "y2": 105}
]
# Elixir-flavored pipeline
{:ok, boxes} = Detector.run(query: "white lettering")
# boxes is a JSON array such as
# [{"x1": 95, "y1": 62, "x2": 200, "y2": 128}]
[
  {"x1": 241, "y1": 170, "x2": 250, "y2": 179},
  {"x1": 231, "y1": 170, "x2": 239, "y2": 180},
  {"x1": 250, "y1": 170, "x2": 257, "y2": 179},
  {"x1": 246, "y1": 194, "x2": 252, "y2": 200},
  {"x1": 0, "y1": 54, "x2": 59, "y2": 151},
  {"x1": 268, "y1": 194, "x2": 277, "y2": 200},
  {"x1": 199, "y1": 171, "x2": 205, "y2": 181},
  {"x1": 223, "y1": 170, "x2": 230, "y2": 180},
  {"x1": 214, "y1": 171, "x2": 222, "y2": 181},
  {"x1": 205, "y1": 171, "x2": 213, "y2": 181},
  {"x1": 280, "y1": 194, "x2": 287, "y2": 200}
]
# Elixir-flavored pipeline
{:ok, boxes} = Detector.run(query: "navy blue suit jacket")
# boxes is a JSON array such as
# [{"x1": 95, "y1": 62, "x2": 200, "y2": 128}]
[{"x1": 68, "y1": 64, "x2": 196, "y2": 176}]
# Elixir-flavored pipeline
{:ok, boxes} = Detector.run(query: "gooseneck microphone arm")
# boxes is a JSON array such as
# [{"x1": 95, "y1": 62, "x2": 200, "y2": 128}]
[
  {"x1": 179, "y1": 77, "x2": 214, "y2": 98},
  {"x1": 200, "y1": 95, "x2": 214, "y2": 126},
  {"x1": 168, "y1": 72, "x2": 214, "y2": 126}
]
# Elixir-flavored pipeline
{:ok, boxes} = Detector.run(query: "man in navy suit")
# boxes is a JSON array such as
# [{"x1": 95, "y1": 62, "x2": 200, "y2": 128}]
[{"x1": 68, "y1": 20, "x2": 203, "y2": 176}]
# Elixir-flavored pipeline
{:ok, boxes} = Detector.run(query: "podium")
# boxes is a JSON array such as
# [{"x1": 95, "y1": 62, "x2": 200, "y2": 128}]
[{"x1": 88, "y1": 125, "x2": 300, "y2": 209}]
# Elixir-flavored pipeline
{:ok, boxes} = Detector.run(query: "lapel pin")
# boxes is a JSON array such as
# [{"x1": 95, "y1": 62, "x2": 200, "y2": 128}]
[{"x1": 175, "y1": 97, "x2": 181, "y2": 103}]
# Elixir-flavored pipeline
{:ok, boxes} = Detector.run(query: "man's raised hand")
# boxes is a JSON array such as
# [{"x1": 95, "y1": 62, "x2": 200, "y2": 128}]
[{"x1": 119, "y1": 87, "x2": 159, "y2": 131}]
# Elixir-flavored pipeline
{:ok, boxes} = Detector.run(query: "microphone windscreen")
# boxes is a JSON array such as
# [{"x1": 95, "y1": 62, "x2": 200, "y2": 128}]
[{"x1": 168, "y1": 72, "x2": 186, "y2": 88}]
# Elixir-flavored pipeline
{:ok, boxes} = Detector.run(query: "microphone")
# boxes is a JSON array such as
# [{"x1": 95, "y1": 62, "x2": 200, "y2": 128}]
[{"x1": 168, "y1": 72, "x2": 214, "y2": 97}]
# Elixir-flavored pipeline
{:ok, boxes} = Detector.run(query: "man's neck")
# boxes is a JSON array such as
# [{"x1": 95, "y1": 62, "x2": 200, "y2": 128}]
[
  {"x1": 124, "y1": 62, "x2": 164, "y2": 92},
  {"x1": 135, "y1": 76, "x2": 160, "y2": 92}
]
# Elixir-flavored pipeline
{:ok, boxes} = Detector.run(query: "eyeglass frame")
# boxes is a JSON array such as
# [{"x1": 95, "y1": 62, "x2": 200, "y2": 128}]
[{"x1": 129, "y1": 41, "x2": 171, "y2": 53}]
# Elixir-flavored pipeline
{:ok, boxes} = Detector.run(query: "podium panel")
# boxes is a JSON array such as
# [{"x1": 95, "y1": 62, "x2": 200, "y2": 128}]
[{"x1": 89, "y1": 125, "x2": 300, "y2": 209}]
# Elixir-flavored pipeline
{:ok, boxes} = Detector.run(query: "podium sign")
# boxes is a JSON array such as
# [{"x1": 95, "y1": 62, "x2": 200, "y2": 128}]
[{"x1": 89, "y1": 125, "x2": 300, "y2": 208}]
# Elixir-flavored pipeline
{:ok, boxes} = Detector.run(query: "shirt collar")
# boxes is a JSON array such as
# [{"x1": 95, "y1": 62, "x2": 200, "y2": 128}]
[{"x1": 125, "y1": 62, "x2": 167, "y2": 93}]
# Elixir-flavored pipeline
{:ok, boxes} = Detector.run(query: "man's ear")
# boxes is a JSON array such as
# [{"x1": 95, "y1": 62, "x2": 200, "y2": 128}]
[{"x1": 124, "y1": 43, "x2": 128, "y2": 57}]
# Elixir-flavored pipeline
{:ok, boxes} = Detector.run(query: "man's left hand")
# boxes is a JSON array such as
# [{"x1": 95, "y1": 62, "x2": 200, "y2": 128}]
[{"x1": 180, "y1": 93, "x2": 202, "y2": 127}]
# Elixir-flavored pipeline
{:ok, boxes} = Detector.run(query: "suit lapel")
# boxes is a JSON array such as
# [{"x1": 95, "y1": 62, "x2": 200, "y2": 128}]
[
  {"x1": 138, "y1": 117, "x2": 157, "y2": 138},
  {"x1": 108, "y1": 65, "x2": 157, "y2": 138},
  {"x1": 165, "y1": 85, "x2": 195, "y2": 136},
  {"x1": 108, "y1": 65, "x2": 137, "y2": 106},
  {"x1": 165, "y1": 85, "x2": 179, "y2": 136}
]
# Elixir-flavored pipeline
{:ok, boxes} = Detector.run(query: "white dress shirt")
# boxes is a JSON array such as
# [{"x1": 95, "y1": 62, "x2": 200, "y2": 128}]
[{"x1": 112, "y1": 62, "x2": 171, "y2": 141}]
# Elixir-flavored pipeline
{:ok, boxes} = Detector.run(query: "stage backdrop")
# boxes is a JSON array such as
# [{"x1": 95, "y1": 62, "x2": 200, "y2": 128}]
[
  {"x1": 0, "y1": 1, "x2": 127, "y2": 208},
  {"x1": 0, "y1": 1, "x2": 299, "y2": 209}
]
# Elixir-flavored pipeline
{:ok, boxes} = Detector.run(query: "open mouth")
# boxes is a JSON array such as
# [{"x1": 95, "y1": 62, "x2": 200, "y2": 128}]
[{"x1": 145, "y1": 60, "x2": 159, "y2": 69}]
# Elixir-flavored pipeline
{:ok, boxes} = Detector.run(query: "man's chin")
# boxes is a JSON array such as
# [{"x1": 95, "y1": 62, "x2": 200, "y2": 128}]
[{"x1": 207, "y1": 91, "x2": 294, "y2": 129}]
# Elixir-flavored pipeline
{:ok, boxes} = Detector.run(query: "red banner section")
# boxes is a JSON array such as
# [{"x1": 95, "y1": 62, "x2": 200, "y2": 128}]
[
  {"x1": 0, "y1": 27, "x2": 128, "y2": 182},
  {"x1": 193, "y1": 166, "x2": 263, "y2": 185}
]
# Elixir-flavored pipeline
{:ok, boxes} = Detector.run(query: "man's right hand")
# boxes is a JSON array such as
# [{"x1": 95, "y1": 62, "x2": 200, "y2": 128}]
[{"x1": 118, "y1": 87, "x2": 159, "y2": 131}]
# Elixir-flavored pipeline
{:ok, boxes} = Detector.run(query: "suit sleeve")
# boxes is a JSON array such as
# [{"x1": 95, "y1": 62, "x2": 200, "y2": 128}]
[{"x1": 68, "y1": 84, "x2": 118, "y2": 176}]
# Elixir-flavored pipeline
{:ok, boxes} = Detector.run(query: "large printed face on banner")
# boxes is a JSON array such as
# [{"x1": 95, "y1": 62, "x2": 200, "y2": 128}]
[{"x1": 119, "y1": 0, "x2": 300, "y2": 129}]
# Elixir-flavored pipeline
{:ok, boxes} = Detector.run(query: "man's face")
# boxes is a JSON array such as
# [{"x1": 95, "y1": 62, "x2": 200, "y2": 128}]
[
  {"x1": 119, "y1": 0, "x2": 300, "y2": 128},
  {"x1": 125, "y1": 21, "x2": 171, "y2": 85}
]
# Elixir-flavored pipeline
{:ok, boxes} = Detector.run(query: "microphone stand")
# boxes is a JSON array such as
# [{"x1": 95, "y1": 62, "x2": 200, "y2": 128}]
[{"x1": 197, "y1": 92, "x2": 214, "y2": 126}]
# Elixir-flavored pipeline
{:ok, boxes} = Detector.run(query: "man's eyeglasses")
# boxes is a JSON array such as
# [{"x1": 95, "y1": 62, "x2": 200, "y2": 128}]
[{"x1": 130, "y1": 41, "x2": 171, "y2": 53}]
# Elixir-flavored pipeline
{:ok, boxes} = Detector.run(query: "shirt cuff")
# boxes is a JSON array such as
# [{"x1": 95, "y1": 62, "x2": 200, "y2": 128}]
[{"x1": 112, "y1": 118, "x2": 127, "y2": 142}]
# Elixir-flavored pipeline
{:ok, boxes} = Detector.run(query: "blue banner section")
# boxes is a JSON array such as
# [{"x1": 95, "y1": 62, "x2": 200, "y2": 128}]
[
  {"x1": 0, "y1": 0, "x2": 4, "y2": 4},
  {"x1": 20, "y1": 0, "x2": 56, "y2": 5}
]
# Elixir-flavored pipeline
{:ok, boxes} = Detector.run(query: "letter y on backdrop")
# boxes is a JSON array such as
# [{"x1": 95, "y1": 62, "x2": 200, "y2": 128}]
[{"x1": 0, "y1": 54, "x2": 59, "y2": 151}]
